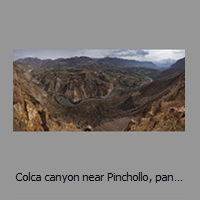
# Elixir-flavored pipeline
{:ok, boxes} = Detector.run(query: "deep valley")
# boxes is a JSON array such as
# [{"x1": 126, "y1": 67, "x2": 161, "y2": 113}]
[{"x1": 13, "y1": 56, "x2": 185, "y2": 131}]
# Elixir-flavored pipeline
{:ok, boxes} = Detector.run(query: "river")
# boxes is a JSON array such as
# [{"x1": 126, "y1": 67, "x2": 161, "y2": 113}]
[{"x1": 55, "y1": 76, "x2": 153, "y2": 107}]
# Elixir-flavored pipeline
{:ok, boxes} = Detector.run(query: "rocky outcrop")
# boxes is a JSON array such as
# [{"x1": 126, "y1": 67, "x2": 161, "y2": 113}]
[
  {"x1": 13, "y1": 64, "x2": 80, "y2": 131},
  {"x1": 124, "y1": 72, "x2": 185, "y2": 131},
  {"x1": 124, "y1": 103, "x2": 185, "y2": 131},
  {"x1": 13, "y1": 99, "x2": 46, "y2": 131},
  {"x1": 42, "y1": 72, "x2": 115, "y2": 103},
  {"x1": 84, "y1": 125, "x2": 93, "y2": 131}
]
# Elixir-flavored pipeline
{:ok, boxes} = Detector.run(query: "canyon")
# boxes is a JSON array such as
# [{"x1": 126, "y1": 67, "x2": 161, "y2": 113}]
[{"x1": 13, "y1": 56, "x2": 185, "y2": 131}]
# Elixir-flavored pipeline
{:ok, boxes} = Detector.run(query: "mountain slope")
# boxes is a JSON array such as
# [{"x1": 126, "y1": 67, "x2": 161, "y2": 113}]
[
  {"x1": 13, "y1": 57, "x2": 185, "y2": 131},
  {"x1": 13, "y1": 63, "x2": 80, "y2": 131},
  {"x1": 16, "y1": 56, "x2": 159, "y2": 69},
  {"x1": 124, "y1": 71, "x2": 185, "y2": 131},
  {"x1": 158, "y1": 57, "x2": 185, "y2": 78},
  {"x1": 97, "y1": 57, "x2": 159, "y2": 69}
]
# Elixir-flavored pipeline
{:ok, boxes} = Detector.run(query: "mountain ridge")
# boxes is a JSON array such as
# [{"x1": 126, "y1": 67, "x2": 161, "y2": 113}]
[
  {"x1": 158, "y1": 57, "x2": 185, "y2": 78},
  {"x1": 13, "y1": 57, "x2": 185, "y2": 131},
  {"x1": 16, "y1": 56, "x2": 160, "y2": 69}
]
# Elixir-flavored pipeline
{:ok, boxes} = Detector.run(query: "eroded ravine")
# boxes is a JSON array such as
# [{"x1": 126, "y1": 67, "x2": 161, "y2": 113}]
[{"x1": 54, "y1": 76, "x2": 153, "y2": 107}]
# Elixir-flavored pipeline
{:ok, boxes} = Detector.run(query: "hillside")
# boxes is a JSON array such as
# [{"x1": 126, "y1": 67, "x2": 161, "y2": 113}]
[
  {"x1": 16, "y1": 56, "x2": 159, "y2": 69},
  {"x1": 158, "y1": 57, "x2": 185, "y2": 78},
  {"x1": 13, "y1": 63, "x2": 80, "y2": 131},
  {"x1": 123, "y1": 71, "x2": 185, "y2": 131},
  {"x1": 19, "y1": 61, "x2": 159, "y2": 103},
  {"x1": 96, "y1": 57, "x2": 159, "y2": 69},
  {"x1": 13, "y1": 57, "x2": 185, "y2": 131}
]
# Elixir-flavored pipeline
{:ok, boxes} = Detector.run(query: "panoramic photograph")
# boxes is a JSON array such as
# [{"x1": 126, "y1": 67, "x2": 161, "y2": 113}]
[{"x1": 13, "y1": 49, "x2": 185, "y2": 132}]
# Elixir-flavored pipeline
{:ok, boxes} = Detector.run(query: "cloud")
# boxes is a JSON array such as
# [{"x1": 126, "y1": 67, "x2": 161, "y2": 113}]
[
  {"x1": 13, "y1": 49, "x2": 185, "y2": 62},
  {"x1": 136, "y1": 50, "x2": 149, "y2": 56},
  {"x1": 108, "y1": 49, "x2": 149, "y2": 58},
  {"x1": 173, "y1": 50, "x2": 185, "y2": 54}
]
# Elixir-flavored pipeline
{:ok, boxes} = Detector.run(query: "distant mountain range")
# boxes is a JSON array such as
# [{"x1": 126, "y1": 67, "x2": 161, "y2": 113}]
[
  {"x1": 15, "y1": 56, "x2": 185, "y2": 81},
  {"x1": 97, "y1": 57, "x2": 160, "y2": 69},
  {"x1": 154, "y1": 59, "x2": 177, "y2": 68},
  {"x1": 16, "y1": 56, "x2": 161, "y2": 69},
  {"x1": 16, "y1": 57, "x2": 54, "y2": 68},
  {"x1": 158, "y1": 57, "x2": 185, "y2": 78}
]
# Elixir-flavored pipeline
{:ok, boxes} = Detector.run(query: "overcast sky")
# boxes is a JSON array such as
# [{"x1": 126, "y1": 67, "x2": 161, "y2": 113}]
[{"x1": 13, "y1": 49, "x2": 185, "y2": 63}]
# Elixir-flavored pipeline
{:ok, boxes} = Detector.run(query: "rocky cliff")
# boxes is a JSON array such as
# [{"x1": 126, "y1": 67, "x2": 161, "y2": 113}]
[
  {"x1": 124, "y1": 72, "x2": 185, "y2": 131},
  {"x1": 13, "y1": 64, "x2": 80, "y2": 131}
]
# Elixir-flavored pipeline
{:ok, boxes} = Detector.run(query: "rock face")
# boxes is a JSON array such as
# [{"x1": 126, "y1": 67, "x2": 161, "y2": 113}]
[
  {"x1": 124, "y1": 103, "x2": 185, "y2": 131},
  {"x1": 13, "y1": 100, "x2": 44, "y2": 131},
  {"x1": 124, "y1": 72, "x2": 185, "y2": 131},
  {"x1": 84, "y1": 125, "x2": 93, "y2": 131},
  {"x1": 13, "y1": 64, "x2": 80, "y2": 131},
  {"x1": 43, "y1": 73, "x2": 114, "y2": 103}
]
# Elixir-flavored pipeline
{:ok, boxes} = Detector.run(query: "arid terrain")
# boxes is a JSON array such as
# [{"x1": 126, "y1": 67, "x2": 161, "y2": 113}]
[{"x1": 13, "y1": 56, "x2": 185, "y2": 131}]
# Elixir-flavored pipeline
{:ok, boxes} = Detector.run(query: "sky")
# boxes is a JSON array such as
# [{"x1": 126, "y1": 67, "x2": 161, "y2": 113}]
[{"x1": 13, "y1": 49, "x2": 185, "y2": 63}]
